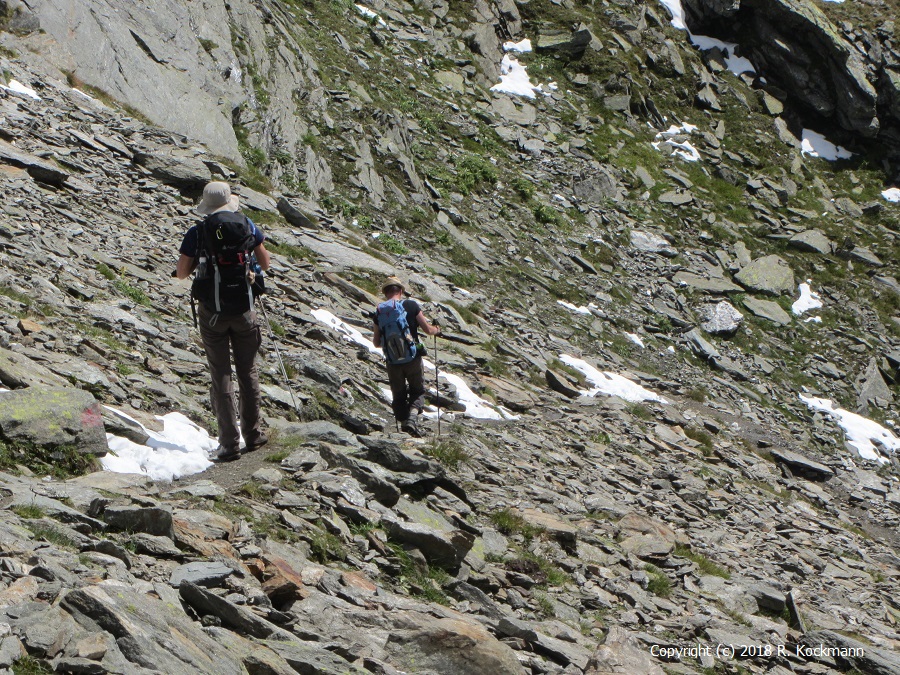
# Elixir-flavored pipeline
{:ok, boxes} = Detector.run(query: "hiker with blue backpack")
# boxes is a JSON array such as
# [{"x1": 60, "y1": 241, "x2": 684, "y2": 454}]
[
  {"x1": 175, "y1": 182, "x2": 271, "y2": 462},
  {"x1": 372, "y1": 276, "x2": 441, "y2": 437}
]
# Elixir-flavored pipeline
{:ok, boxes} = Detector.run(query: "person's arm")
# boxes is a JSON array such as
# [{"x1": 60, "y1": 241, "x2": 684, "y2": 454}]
[
  {"x1": 416, "y1": 312, "x2": 441, "y2": 337},
  {"x1": 175, "y1": 254, "x2": 195, "y2": 280},
  {"x1": 254, "y1": 243, "x2": 270, "y2": 271},
  {"x1": 373, "y1": 323, "x2": 382, "y2": 348}
]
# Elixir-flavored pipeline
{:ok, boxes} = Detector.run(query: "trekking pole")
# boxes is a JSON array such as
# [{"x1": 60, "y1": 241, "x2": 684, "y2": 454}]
[
  {"x1": 434, "y1": 331, "x2": 441, "y2": 439},
  {"x1": 258, "y1": 294, "x2": 302, "y2": 415}
]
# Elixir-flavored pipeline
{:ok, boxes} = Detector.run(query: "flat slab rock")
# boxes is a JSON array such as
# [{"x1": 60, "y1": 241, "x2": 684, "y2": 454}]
[
  {"x1": 742, "y1": 296, "x2": 792, "y2": 326},
  {"x1": 673, "y1": 271, "x2": 742, "y2": 294},
  {"x1": 169, "y1": 561, "x2": 234, "y2": 588},
  {"x1": 770, "y1": 447, "x2": 834, "y2": 480}
]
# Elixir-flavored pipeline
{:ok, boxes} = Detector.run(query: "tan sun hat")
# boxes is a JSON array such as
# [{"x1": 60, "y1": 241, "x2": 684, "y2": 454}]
[
  {"x1": 196, "y1": 181, "x2": 240, "y2": 215},
  {"x1": 381, "y1": 276, "x2": 405, "y2": 295}
]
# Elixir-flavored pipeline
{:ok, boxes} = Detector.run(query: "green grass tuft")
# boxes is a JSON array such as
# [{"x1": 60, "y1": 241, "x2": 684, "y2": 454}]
[{"x1": 674, "y1": 544, "x2": 731, "y2": 578}]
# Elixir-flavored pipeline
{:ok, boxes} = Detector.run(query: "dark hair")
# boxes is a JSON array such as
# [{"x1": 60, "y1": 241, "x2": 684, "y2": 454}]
[{"x1": 383, "y1": 285, "x2": 401, "y2": 295}]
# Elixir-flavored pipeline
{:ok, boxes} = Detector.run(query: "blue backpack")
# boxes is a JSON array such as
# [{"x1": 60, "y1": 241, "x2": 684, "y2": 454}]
[{"x1": 376, "y1": 300, "x2": 417, "y2": 364}]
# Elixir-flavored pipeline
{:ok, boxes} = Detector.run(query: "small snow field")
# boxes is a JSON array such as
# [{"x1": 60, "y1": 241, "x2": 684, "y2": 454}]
[
  {"x1": 792, "y1": 282, "x2": 823, "y2": 316},
  {"x1": 882, "y1": 187, "x2": 900, "y2": 203},
  {"x1": 557, "y1": 300, "x2": 595, "y2": 315},
  {"x1": 560, "y1": 355, "x2": 669, "y2": 404},
  {"x1": 2, "y1": 80, "x2": 41, "y2": 100},
  {"x1": 625, "y1": 333, "x2": 645, "y2": 348},
  {"x1": 103, "y1": 410, "x2": 216, "y2": 481},
  {"x1": 801, "y1": 129, "x2": 853, "y2": 160},
  {"x1": 355, "y1": 4, "x2": 386, "y2": 26},
  {"x1": 652, "y1": 123, "x2": 701, "y2": 162},
  {"x1": 503, "y1": 39, "x2": 532, "y2": 53},
  {"x1": 800, "y1": 395, "x2": 898, "y2": 463},
  {"x1": 490, "y1": 54, "x2": 555, "y2": 99}
]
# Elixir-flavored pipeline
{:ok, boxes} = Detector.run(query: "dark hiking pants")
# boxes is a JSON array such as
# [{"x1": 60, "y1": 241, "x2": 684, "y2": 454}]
[
  {"x1": 387, "y1": 356, "x2": 425, "y2": 422},
  {"x1": 198, "y1": 305, "x2": 263, "y2": 451}
]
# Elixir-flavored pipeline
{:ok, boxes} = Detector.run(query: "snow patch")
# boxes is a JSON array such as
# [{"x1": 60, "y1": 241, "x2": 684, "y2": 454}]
[
  {"x1": 882, "y1": 188, "x2": 900, "y2": 203},
  {"x1": 491, "y1": 54, "x2": 554, "y2": 99},
  {"x1": 800, "y1": 395, "x2": 897, "y2": 463},
  {"x1": 103, "y1": 410, "x2": 215, "y2": 481},
  {"x1": 503, "y1": 39, "x2": 533, "y2": 53},
  {"x1": 422, "y1": 361, "x2": 518, "y2": 421},
  {"x1": 2, "y1": 80, "x2": 41, "y2": 100},
  {"x1": 557, "y1": 300, "x2": 595, "y2": 315},
  {"x1": 625, "y1": 333, "x2": 645, "y2": 348},
  {"x1": 559, "y1": 355, "x2": 669, "y2": 404},
  {"x1": 652, "y1": 123, "x2": 702, "y2": 162},
  {"x1": 801, "y1": 129, "x2": 853, "y2": 160},
  {"x1": 311, "y1": 309, "x2": 381, "y2": 354},
  {"x1": 355, "y1": 4, "x2": 386, "y2": 26},
  {"x1": 792, "y1": 282, "x2": 823, "y2": 316}
]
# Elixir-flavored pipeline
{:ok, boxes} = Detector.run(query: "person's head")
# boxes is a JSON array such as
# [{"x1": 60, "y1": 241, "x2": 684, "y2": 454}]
[
  {"x1": 381, "y1": 276, "x2": 405, "y2": 299},
  {"x1": 197, "y1": 181, "x2": 240, "y2": 215}
]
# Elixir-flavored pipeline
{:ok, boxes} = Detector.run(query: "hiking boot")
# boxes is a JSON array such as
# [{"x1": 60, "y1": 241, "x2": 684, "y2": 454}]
[
  {"x1": 211, "y1": 446, "x2": 240, "y2": 462},
  {"x1": 243, "y1": 432, "x2": 268, "y2": 452},
  {"x1": 400, "y1": 418, "x2": 424, "y2": 438}
]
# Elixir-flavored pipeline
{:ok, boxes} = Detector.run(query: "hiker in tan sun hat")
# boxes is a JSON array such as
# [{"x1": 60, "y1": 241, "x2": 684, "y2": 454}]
[
  {"x1": 175, "y1": 181, "x2": 271, "y2": 462},
  {"x1": 372, "y1": 275, "x2": 440, "y2": 437},
  {"x1": 196, "y1": 181, "x2": 241, "y2": 215}
]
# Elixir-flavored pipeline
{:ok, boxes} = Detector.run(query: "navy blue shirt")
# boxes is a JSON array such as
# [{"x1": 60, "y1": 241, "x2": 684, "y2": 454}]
[{"x1": 179, "y1": 216, "x2": 265, "y2": 257}]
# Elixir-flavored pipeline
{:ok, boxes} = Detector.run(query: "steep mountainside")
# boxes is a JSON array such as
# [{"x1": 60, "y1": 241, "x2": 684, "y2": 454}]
[{"x1": 0, "y1": 0, "x2": 899, "y2": 673}]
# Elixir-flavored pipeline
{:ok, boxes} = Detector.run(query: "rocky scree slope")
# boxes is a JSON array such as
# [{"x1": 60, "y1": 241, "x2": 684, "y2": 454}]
[{"x1": 0, "y1": 0, "x2": 898, "y2": 673}]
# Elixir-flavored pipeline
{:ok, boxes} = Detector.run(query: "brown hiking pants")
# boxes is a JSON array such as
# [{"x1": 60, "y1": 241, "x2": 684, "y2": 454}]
[
  {"x1": 386, "y1": 356, "x2": 425, "y2": 422},
  {"x1": 198, "y1": 304, "x2": 263, "y2": 451}
]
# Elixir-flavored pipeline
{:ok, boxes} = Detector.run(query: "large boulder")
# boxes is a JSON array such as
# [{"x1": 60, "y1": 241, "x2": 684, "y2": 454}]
[
  {"x1": 0, "y1": 387, "x2": 107, "y2": 457},
  {"x1": 735, "y1": 255, "x2": 794, "y2": 295}
]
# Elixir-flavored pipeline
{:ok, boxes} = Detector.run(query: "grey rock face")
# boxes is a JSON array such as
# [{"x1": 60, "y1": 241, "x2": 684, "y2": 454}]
[
  {"x1": 734, "y1": 255, "x2": 794, "y2": 295},
  {"x1": 800, "y1": 631, "x2": 900, "y2": 675},
  {"x1": 26, "y1": 0, "x2": 245, "y2": 161},
  {"x1": 0, "y1": 387, "x2": 107, "y2": 456},
  {"x1": 685, "y1": 328, "x2": 721, "y2": 360},
  {"x1": 683, "y1": 0, "x2": 879, "y2": 138},
  {"x1": 700, "y1": 301, "x2": 743, "y2": 334}
]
